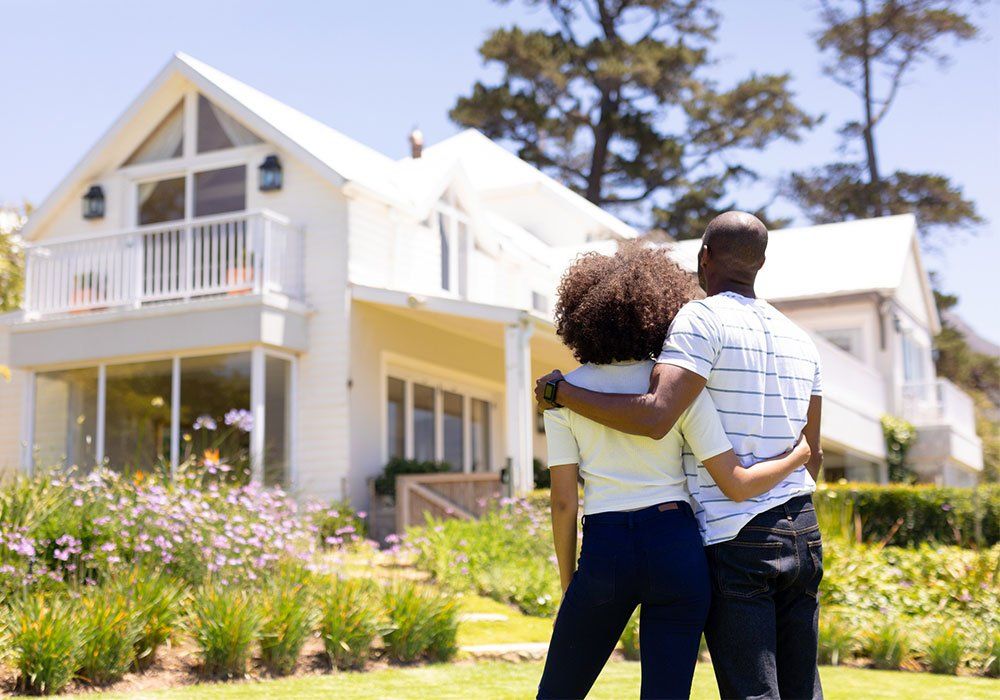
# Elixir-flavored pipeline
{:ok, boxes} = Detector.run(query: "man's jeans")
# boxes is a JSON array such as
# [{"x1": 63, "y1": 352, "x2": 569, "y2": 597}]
[{"x1": 704, "y1": 495, "x2": 824, "y2": 700}]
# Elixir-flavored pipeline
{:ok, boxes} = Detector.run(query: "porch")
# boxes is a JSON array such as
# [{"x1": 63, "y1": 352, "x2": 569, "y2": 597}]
[{"x1": 901, "y1": 378, "x2": 984, "y2": 484}]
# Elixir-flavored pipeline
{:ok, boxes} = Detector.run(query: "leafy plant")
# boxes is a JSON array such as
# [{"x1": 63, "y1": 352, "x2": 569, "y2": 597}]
[
  {"x1": 116, "y1": 569, "x2": 186, "y2": 671},
  {"x1": 619, "y1": 609, "x2": 640, "y2": 661},
  {"x1": 259, "y1": 570, "x2": 317, "y2": 676},
  {"x1": 310, "y1": 500, "x2": 367, "y2": 548},
  {"x1": 818, "y1": 612, "x2": 858, "y2": 666},
  {"x1": 925, "y1": 626, "x2": 965, "y2": 675},
  {"x1": 864, "y1": 621, "x2": 911, "y2": 670},
  {"x1": 187, "y1": 586, "x2": 263, "y2": 679},
  {"x1": 5, "y1": 592, "x2": 85, "y2": 695},
  {"x1": 374, "y1": 457, "x2": 453, "y2": 497},
  {"x1": 77, "y1": 590, "x2": 141, "y2": 685},
  {"x1": 382, "y1": 582, "x2": 459, "y2": 663},
  {"x1": 983, "y1": 630, "x2": 1000, "y2": 678},
  {"x1": 882, "y1": 415, "x2": 917, "y2": 484},
  {"x1": 317, "y1": 577, "x2": 381, "y2": 670}
]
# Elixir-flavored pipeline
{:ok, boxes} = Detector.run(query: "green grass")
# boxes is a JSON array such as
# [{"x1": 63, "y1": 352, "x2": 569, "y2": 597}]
[
  {"x1": 88, "y1": 660, "x2": 1000, "y2": 700},
  {"x1": 455, "y1": 595, "x2": 553, "y2": 646}
]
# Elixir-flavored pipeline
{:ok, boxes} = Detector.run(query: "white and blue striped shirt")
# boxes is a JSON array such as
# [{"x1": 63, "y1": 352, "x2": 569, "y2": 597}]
[{"x1": 657, "y1": 292, "x2": 822, "y2": 545}]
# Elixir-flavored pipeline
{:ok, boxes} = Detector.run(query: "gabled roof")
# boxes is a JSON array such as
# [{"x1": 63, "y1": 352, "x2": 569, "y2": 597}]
[{"x1": 670, "y1": 214, "x2": 940, "y2": 331}]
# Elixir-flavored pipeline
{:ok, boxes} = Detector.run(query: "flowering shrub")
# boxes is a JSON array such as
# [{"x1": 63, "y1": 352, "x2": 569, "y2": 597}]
[
  {"x1": 381, "y1": 583, "x2": 458, "y2": 663},
  {"x1": 4, "y1": 592, "x2": 85, "y2": 695}
]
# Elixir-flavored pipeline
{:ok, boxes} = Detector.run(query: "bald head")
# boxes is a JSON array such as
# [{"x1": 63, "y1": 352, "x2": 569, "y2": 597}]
[{"x1": 702, "y1": 211, "x2": 768, "y2": 282}]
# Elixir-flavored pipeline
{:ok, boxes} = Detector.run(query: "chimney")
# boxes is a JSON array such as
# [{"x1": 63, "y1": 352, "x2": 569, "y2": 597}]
[{"x1": 409, "y1": 127, "x2": 424, "y2": 159}]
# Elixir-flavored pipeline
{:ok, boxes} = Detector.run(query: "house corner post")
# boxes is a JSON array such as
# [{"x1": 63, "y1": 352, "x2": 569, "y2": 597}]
[{"x1": 504, "y1": 317, "x2": 534, "y2": 497}]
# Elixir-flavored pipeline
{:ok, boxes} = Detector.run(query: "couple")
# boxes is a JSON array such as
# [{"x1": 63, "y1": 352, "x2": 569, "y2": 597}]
[{"x1": 535, "y1": 212, "x2": 824, "y2": 700}]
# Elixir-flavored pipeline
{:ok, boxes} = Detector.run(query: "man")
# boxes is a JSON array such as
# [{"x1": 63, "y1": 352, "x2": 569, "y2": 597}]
[{"x1": 535, "y1": 211, "x2": 825, "y2": 700}]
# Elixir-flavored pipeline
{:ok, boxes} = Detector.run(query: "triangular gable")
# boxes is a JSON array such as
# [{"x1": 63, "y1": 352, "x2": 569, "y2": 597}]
[{"x1": 22, "y1": 52, "x2": 402, "y2": 241}]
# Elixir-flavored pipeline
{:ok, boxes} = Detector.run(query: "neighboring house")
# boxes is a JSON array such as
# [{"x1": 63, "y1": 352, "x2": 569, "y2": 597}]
[{"x1": 0, "y1": 55, "x2": 983, "y2": 510}]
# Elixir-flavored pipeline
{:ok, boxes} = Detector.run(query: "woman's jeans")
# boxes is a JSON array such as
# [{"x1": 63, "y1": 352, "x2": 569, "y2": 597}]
[
  {"x1": 703, "y1": 495, "x2": 824, "y2": 700},
  {"x1": 537, "y1": 501, "x2": 710, "y2": 700}
]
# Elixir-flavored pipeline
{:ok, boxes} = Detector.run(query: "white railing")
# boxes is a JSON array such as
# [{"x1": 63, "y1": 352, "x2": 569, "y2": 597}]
[
  {"x1": 901, "y1": 378, "x2": 978, "y2": 438},
  {"x1": 24, "y1": 211, "x2": 303, "y2": 316}
]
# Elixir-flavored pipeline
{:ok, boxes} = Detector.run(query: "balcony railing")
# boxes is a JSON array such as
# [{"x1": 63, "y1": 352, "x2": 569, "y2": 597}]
[
  {"x1": 24, "y1": 210, "x2": 303, "y2": 317},
  {"x1": 901, "y1": 378, "x2": 978, "y2": 438}
]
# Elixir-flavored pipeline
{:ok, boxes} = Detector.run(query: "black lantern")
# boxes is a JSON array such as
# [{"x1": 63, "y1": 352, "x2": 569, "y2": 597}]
[
  {"x1": 258, "y1": 155, "x2": 283, "y2": 192},
  {"x1": 82, "y1": 185, "x2": 105, "y2": 220}
]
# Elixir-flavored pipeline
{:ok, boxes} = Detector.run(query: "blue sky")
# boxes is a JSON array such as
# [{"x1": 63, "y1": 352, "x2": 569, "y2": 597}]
[{"x1": 1, "y1": 0, "x2": 997, "y2": 341}]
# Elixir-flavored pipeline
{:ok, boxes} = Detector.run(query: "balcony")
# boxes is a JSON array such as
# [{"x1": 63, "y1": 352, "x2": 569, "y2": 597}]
[
  {"x1": 24, "y1": 210, "x2": 303, "y2": 318},
  {"x1": 901, "y1": 378, "x2": 983, "y2": 476}
]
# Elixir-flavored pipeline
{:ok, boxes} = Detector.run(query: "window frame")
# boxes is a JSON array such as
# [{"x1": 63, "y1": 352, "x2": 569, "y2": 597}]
[
  {"x1": 431, "y1": 191, "x2": 471, "y2": 298},
  {"x1": 380, "y1": 355, "x2": 499, "y2": 473}
]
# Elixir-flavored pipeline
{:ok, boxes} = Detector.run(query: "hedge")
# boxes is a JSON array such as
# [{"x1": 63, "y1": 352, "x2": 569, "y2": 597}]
[{"x1": 814, "y1": 483, "x2": 999, "y2": 547}]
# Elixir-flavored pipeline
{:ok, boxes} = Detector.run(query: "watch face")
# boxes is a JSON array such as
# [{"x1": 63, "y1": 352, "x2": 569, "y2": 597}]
[{"x1": 543, "y1": 382, "x2": 557, "y2": 402}]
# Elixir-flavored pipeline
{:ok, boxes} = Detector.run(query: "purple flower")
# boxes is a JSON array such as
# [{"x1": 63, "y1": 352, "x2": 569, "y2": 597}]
[
  {"x1": 193, "y1": 415, "x2": 218, "y2": 431},
  {"x1": 224, "y1": 409, "x2": 254, "y2": 432}
]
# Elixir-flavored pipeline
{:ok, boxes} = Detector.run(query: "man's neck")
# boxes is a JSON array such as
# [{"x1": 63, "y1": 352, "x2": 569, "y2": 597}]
[{"x1": 707, "y1": 280, "x2": 756, "y2": 298}]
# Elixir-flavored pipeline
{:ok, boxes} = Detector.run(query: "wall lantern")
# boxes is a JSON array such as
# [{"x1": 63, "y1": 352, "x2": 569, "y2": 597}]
[
  {"x1": 82, "y1": 185, "x2": 105, "y2": 220},
  {"x1": 258, "y1": 155, "x2": 283, "y2": 192}
]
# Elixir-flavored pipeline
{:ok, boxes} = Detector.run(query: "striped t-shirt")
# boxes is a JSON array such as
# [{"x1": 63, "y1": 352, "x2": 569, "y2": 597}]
[{"x1": 657, "y1": 292, "x2": 822, "y2": 545}]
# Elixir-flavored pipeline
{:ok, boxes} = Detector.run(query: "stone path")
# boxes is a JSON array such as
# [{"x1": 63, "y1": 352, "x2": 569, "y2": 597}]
[{"x1": 461, "y1": 642, "x2": 550, "y2": 662}]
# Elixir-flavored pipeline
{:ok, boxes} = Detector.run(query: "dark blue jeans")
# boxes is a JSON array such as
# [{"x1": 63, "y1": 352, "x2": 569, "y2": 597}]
[
  {"x1": 538, "y1": 502, "x2": 710, "y2": 699},
  {"x1": 704, "y1": 495, "x2": 824, "y2": 700}
]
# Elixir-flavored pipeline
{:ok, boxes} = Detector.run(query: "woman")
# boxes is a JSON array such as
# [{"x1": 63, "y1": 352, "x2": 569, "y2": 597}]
[{"x1": 537, "y1": 244, "x2": 811, "y2": 700}]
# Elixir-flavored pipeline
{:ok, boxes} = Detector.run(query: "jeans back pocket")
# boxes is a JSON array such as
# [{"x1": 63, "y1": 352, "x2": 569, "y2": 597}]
[
  {"x1": 567, "y1": 552, "x2": 616, "y2": 608},
  {"x1": 710, "y1": 540, "x2": 782, "y2": 600}
]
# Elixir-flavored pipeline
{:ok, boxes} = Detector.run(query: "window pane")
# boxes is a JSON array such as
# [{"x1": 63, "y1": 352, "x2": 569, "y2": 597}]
[
  {"x1": 442, "y1": 391, "x2": 463, "y2": 471},
  {"x1": 471, "y1": 399, "x2": 491, "y2": 472},
  {"x1": 33, "y1": 368, "x2": 98, "y2": 470},
  {"x1": 413, "y1": 383, "x2": 436, "y2": 462},
  {"x1": 179, "y1": 353, "x2": 252, "y2": 480},
  {"x1": 104, "y1": 360, "x2": 173, "y2": 474},
  {"x1": 439, "y1": 214, "x2": 450, "y2": 291},
  {"x1": 197, "y1": 95, "x2": 261, "y2": 153},
  {"x1": 194, "y1": 166, "x2": 246, "y2": 218},
  {"x1": 138, "y1": 177, "x2": 186, "y2": 226},
  {"x1": 387, "y1": 377, "x2": 405, "y2": 460},
  {"x1": 125, "y1": 101, "x2": 184, "y2": 166},
  {"x1": 264, "y1": 356, "x2": 291, "y2": 488}
]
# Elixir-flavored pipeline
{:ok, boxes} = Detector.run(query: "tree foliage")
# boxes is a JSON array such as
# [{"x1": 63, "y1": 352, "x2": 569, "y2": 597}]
[
  {"x1": 451, "y1": 0, "x2": 816, "y2": 236},
  {"x1": 0, "y1": 204, "x2": 27, "y2": 312},
  {"x1": 787, "y1": 0, "x2": 983, "y2": 239}
]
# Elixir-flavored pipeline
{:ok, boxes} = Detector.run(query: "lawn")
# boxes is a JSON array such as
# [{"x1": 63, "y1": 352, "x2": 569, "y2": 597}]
[{"x1": 90, "y1": 660, "x2": 1000, "y2": 700}]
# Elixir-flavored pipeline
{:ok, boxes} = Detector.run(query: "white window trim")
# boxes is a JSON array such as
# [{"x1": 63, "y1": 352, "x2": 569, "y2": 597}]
[
  {"x1": 25, "y1": 345, "x2": 298, "y2": 486},
  {"x1": 816, "y1": 327, "x2": 864, "y2": 361},
  {"x1": 379, "y1": 353, "x2": 500, "y2": 473}
]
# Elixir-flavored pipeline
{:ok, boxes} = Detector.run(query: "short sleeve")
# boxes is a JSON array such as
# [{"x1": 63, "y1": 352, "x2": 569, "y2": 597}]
[
  {"x1": 677, "y1": 391, "x2": 733, "y2": 463},
  {"x1": 656, "y1": 301, "x2": 722, "y2": 379},
  {"x1": 811, "y1": 360, "x2": 823, "y2": 396},
  {"x1": 543, "y1": 408, "x2": 580, "y2": 467}
]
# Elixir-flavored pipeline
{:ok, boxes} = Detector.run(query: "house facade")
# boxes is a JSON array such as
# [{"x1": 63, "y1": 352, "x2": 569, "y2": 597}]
[{"x1": 0, "y1": 55, "x2": 984, "y2": 509}]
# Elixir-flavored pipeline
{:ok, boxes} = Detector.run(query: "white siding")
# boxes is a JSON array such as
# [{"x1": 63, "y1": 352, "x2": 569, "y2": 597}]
[{"x1": 0, "y1": 324, "x2": 24, "y2": 475}]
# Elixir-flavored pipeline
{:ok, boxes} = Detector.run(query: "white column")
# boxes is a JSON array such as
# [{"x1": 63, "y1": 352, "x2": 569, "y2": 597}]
[
  {"x1": 250, "y1": 347, "x2": 266, "y2": 483},
  {"x1": 504, "y1": 317, "x2": 534, "y2": 496},
  {"x1": 21, "y1": 371, "x2": 36, "y2": 475},
  {"x1": 95, "y1": 364, "x2": 106, "y2": 466}
]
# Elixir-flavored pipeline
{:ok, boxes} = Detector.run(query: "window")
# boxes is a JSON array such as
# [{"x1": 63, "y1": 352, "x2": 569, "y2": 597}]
[
  {"x1": 386, "y1": 372, "x2": 494, "y2": 472},
  {"x1": 33, "y1": 368, "x2": 99, "y2": 469},
  {"x1": 433, "y1": 193, "x2": 470, "y2": 295},
  {"x1": 438, "y1": 214, "x2": 451, "y2": 292},
  {"x1": 194, "y1": 166, "x2": 246, "y2": 218},
  {"x1": 263, "y1": 355, "x2": 292, "y2": 487},
  {"x1": 197, "y1": 95, "x2": 261, "y2": 153},
  {"x1": 413, "y1": 383, "x2": 436, "y2": 462},
  {"x1": 902, "y1": 334, "x2": 926, "y2": 383},
  {"x1": 817, "y1": 328, "x2": 862, "y2": 358},
  {"x1": 179, "y1": 353, "x2": 252, "y2": 476},
  {"x1": 138, "y1": 176, "x2": 186, "y2": 226},
  {"x1": 125, "y1": 101, "x2": 184, "y2": 166},
  {"x1": 531, "y1": 292, "x2": 550, "y2": 315},
  {"x1": 104, "y1": 360, "x2": 173, "y2": 473}
]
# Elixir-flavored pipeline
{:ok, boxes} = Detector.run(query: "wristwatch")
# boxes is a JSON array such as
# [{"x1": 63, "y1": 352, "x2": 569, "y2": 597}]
[{"x1": 543, "y1": 377, "x2": 564, "y2": 407}]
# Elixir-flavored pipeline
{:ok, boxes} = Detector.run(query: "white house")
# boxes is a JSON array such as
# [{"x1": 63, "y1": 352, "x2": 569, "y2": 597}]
[{"x1": 0, "y1": 54, "x2": 983, "y2": 510}]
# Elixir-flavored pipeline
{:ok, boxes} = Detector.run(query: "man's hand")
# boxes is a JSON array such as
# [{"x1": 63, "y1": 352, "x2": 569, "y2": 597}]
[{"x1": 535, "y1": 369, "x2": 564, "y2": 411}]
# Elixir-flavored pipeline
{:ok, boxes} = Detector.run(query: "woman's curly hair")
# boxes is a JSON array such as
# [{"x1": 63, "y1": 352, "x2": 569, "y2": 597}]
[{"x1": 554, "y1": 242, "x2": 699, "y2": 365}]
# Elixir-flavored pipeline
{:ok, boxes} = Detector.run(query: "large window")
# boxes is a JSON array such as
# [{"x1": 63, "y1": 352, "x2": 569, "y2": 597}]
[
  {"x1": 125, "y1": 101, "x2": 184, "y2": 166},
  {"x1": 433, "y1": 193, "x2": 469, "y2": 296},
  {"x1": 30, "y1": 351, "x2": 292, "y2": 484},
  {"x1": 902, "y1": 334, "x2": 927, "y2": 383},
  {"x1": 385, "y1": 371, "x2": 494, "y2": 472},
  {"x1": 194, "y1": 165, "x2": 246, "y2": 218},
  {"x1": 33, "y1": 368, "x2": 99, "y2": 470},
  {"x1": 197, "y1": 95, "x2": 261, "y2": 153},
  {"x1": 104, "y1": 360, "x2": 173, "y2": 473},
  {"x1": 138, "y1": 176, "x2": 186, "y2": 226}
]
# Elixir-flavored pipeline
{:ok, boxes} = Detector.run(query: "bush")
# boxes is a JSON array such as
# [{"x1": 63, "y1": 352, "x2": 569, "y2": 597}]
[
  {"x1": 187, "y1": 586, "x2": 263, "y2": 679},
  {"x1": 620, "y1": 610, "x2": 640, "y2": 661},
  {"x1": 382, "y1": 583, "x2": 458, "y2": 663},
  {"x1": 309, "y1": 500, "x2": 367, "y2": 549},
  {"x1": 983, "y1": 630, "x2": 1000, "y2": 678},
  {"x1": 925, "y1": 625, "x2": 965, "y2": 675},
  {"x1": 5, "y1": 592, "x2": 84, "y2": 695},
  {"x1": 815, "y1": 482, "x2": 1000, "y2": 547},
  {"x1": 533, "y1": 458, "x2": 550, "y2": 489},
  {"x1": 818, "y1": 612, "x2": 857, "y2": 666},
  {"x1": 317, "y1": 577, "x2": 381, "y2": 670},
  {"x1": 374, "y1": 458, "x2": 453, "y2": 498},
  {"x1": 864, "y1": 621, "x2": 911, "y2": 670},
  {"x1": 77, "y1": 590, "x2": 141, "y2": 685},
  {"x1": 259, "y1": 570, "x2": 317, "y2": 676},
  {"x1": 115, "y1": 569, "x2": 186, "y2": 671}
]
